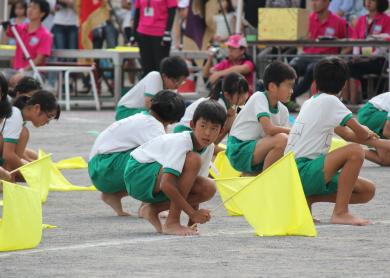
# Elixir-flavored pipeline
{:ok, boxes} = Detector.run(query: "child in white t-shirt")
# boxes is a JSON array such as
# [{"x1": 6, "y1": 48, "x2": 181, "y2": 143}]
[
  {"x1": 1, "y1": 90, "x2": 60, "y2": 181},
  {"x1": 88, "y1": 90, "x2": 185, "y2": 216},
  {"x1": 115, "y1": 56, "x2": 189, "y2": 120},
  {"x1": 174, "y1": 72, "x2": 248, "y2": 151},
  {"x1": 285, "y1": 57, "x2": 390, "y2": 226},
  {"x1": 357, "y1": 92, "x2": 390, "y2": 166},
  {"x1": 226, "y1": 61, "x2": 296, "y2": 175},
  {"x1": 125, "y1": 100, "x2": 227, "y2": 236}
]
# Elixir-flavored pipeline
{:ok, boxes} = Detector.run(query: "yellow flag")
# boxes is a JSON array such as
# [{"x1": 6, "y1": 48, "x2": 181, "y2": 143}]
[
  {"x1": 215, "y1": 177, "x2": 254, "y2": 216},
  {"x1": 209, "y1": 151, "x2": 241, "y2": 179},
  {"x1": 39, "y1": 149, "x2": 87, "y2": 170},
  {"x1": 329, "y1": 137, "x2": 348, "y2": 153},
  {"x1": 0, "y1": 181, "x2": 42, "y2": 251},
  {"x1": 229, "y1": 152, "x2": 317, "y2": 237},
  {"x1": 18, "y1": 154, "x2": 52, "y2": 203}
]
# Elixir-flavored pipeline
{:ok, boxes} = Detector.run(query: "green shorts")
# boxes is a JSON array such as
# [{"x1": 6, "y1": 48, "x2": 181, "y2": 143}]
[
  {"x1": 226, "y1": 136, "x2": 263, "y2": 174},
  {"x1": 173, "y1": 125, "x2": 192, "y2": 133},
  {"x1": 88, "y1": 150, "x2": 132, "y2": 193},
  {"x1": 296, "y1": 155, "x2": 339, "y2": 197},
  {"x1": 124, "y1": 156, "x2": 169, "y2": 203},
  {"x1": 357, "y1": 102, "x2": 388, "y2": 138},
  {"x1": 115, "y1": 105, "x2": 147, "y2": 121}
]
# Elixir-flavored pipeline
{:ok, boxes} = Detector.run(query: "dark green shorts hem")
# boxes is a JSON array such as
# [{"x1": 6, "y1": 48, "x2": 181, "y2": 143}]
[{"x1": 357, "y1": 102, "x2": 387, "y2": 138}]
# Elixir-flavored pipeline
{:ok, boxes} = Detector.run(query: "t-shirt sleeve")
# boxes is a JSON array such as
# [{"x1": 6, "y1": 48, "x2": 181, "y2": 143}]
[
  {"x1": 161, "y1": 136, "x2": 191, "y2": 176},
  {"x1": 242, "y1": 60, "x2": 254, "y2": 71},
  {"x1": 144, "y1": 72, "x2": 163, "y2": 97},
  {"x1": 212, "y1": 60, "x2": 228, "y2": 71},
  {"x1": 167, "y1": 0, "x2": 177, "y2": 8},
  {"x1": 37, "y1": 32, "x2": 53, "y2": 56},
  {"x1": 198, "y1": 144, "x2": 214, "y2": 177},
  {"x1": 255, "y1": 94, "x2": 272, "y2": 120},
  {"x1": 2, "y1": 110, "x2": 23, "y2": 144},
  {"x1": 331, "y1": 97, "x2": 353, "y2": 126},
  {"x1": 279, "y1": 105, "x2": 290, "y2": 127}
]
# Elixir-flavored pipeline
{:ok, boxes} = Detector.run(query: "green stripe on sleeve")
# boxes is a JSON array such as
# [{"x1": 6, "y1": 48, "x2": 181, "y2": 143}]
[
  {"x1": 163, "y1": 168, "x2": 181, "y2": 177},
  {"x1": 257, "y1": 112, "x2": 270, "y2": 119},
  {"x1": 3, "y1": 138, "x2": 19, "y2": 144},
  {"x1": 144, "y1": 93, "x2": 154, "y2": 97},
  {"x1": 340, "y1": 113, "x2": 353, "y2": 126},
  {"x1": 386, "y1": 117, "x2": 390, "y2": 121}
]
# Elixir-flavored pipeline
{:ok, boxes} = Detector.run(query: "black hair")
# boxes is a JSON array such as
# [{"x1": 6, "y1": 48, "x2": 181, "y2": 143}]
[
  {"x1": 14, "y1": 90, "x2": 61, "y2": 119},
  {"x1": 366, "y1": 0, "x2": 389, "y2": 13},
  {"x1": 314, "y1": 57, "x2": 349, "y2": 95},
  {"x1": 192, "y1": 100, "x2": 227, "y2": 127},
  {"x1": 151, "y1": 90, "x2": 186, "y2": 123},
  {"x1": 0, "y1": 73, "x2": 13, "y2": 120},
  {"x1": 263, "y1": 61, "x2": 297, "y2": 91},
  {"x1": 10, "y1": 0, "x2": 27, "y2": 19},
  {"x1": 209, "y1": 72, "x2": 248, "y2": 100},
  {"x1": 12, "y1": 76, "x2": 42, "y2": 98},
  {"x1": 160, "y1": 56, "x2": 190, "y2": 79},
  {"x1": 219, "y1": 0, "x2": 234, "y2": 13},
  {"x1": 30, "y1": 0, "x2": 50, "y2": 21}
]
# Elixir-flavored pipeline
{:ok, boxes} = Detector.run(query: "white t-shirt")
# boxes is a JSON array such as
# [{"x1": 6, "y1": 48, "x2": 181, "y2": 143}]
[
  {"x1": 285, "y1": 94, "x2": 353, "y2": 160},
  {"x1": 176, "y1": 96, "x2": 228, "y2": 128},
  {"x1": 47, "y1": 0, "x2": 79, "y2": 26},
  {"x1": 117, "y1": 71, "x2": 163, "y2": 109},
  {"x1": 89, "y1": 112, "x2": 165, "y2": 159},
  {"x1": 131, "y1": 131, "x2": 214, "y2": 177},
  {"x1": 2, "y1": 107, "x2": 24, "y2": 144},
  {"x1": 229, "y1": 91, "x2": 289, "y2": 141},
  {"x1": 368, "y1": 92, "x2": 390, "y2": 119},
  {"x1": 214, "y1": 13, "x2": 234, "y2": 40}
]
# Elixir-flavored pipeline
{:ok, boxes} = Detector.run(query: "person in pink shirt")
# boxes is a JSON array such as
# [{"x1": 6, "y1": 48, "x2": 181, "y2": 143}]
[
  {"x1": 6, "y1": 0, "x2": 52, "y2": 72},
  {"x1": 342, "y1": 0, "x2": 390, "y2": 104},
  {"x1": 289, "y1": 0, "x2": 352, "y2": 110},
  {"x1": 203, "y1": 34, "x2": 255, "y2": 95},
  {"x1": 131, "y1": 0, "x2": 177, "y2": 76}
]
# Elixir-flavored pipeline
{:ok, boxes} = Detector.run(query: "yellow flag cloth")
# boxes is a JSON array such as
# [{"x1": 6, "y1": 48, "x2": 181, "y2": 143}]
[
  {"x1": 209, "y1": 151, "x2": 241, "y2": 179},
  {"x1": 215, "y1": 177, "x2": 254, "y2": 216},
  {"x1": 42, "y1": 224, "x2": 57, "y2": 229},
  {"x1": 329, "y1": 137, "x2": 348, "y2": 153},
  {"x1": 0, "y1": 200, "x2": 2, "y2": 206},
  {"x1": 38, "y1": 150, "x2": 96, "y2": 191},
  {"x1": 39, "y1": 149, "x2": 87, "y2": 170},
  {"x1": 228, "y1": 152, "x2": 317, "y2": 237},
  {"x1": 18, "y1": 154, "x2": 52, "y2": 203},
  {"x1": 0, "y1": 181, "x2": 42, "y2": 251}
]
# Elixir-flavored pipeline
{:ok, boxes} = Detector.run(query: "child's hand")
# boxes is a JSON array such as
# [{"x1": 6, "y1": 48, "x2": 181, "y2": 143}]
[
  {"x1": 0, "y1": 168, "x2": 12, "y2": 181},
  {"x1": 190, "y1": 209, "x2": 211, "y2": 224}
]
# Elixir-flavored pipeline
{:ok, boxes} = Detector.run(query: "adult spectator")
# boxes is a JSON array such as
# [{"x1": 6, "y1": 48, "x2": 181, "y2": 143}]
[
  {"x1": 131, "y1": 0, "x2": 177, "y2": 76},
  {"x1": 288, "y1": 0, "x2": 351, "y2": 110},
  {"x1": 203, "y1": 34, "x2": 255, "y2": 94},
  {"x1": 329, "y1": 0, "x2": 367, "y2": 25}
]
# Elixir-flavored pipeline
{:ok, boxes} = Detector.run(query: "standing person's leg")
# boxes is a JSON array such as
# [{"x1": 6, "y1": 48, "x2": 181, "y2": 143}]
[
  {"x1": 138, "y1": 34, "x2": 157, "y2": 76},
  {"x1": 152, "y1": 36, "x2": 170, "y2": 72},
  {"x1": 68, "y1": 25, "x2": 79, "y2": 50},
  {"x1": 104, "y1": 22, "x2": 118, "y2": 48},
  {"x1": 52, "y1": 24, "x2": 66, "y2": 50}
]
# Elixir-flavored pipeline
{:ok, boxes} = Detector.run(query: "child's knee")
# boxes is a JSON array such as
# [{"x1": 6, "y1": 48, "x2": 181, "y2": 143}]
[
  {"x1": 346, "y1": 143, "x2": 365, "y2": 161},
  {"x1": 197, "y1": 177, "x2": 216, "y2": 199},
  {"x1": 273, "y1": 133, "x2": 288, "y2": 149},
  {"x1": 183, "y1": 152, "x2": 202, "y2": 172}
]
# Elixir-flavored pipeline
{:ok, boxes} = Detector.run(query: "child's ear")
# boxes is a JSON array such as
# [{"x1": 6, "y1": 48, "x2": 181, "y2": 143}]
[
  {"x1": 190, "y1": 120, "x2": 195, "y2": 129},
  {"x1": 268, "y1": 82, "x2": 277, "y2": 92}
]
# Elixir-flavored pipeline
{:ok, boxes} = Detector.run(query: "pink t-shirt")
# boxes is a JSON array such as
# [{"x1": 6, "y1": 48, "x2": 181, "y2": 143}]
[
  {"x1": 135, "y1": 0, "x2": 177, "y2": 37},
  {"x1": 353, "y1": 13, "x2": 390, "y2": 39},
  {"x1": 213, "y1": 58, "x2": 255, "y2": 95},
  {"x1": 304, "y1": 12, "x2": 351, "y2": 55},
  {"x1": 7, "y1": 23, "x2": 53, "y2": 70}
]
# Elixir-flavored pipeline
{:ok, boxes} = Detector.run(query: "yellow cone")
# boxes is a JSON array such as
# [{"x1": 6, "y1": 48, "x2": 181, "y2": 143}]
[
  {"x1": 18, "y1": 154, "x2": 52, "y2": 203},
  {"x1": 0, "y1": 181, "x2": 42, "y2": 251},
  {"x1": 215, "y1": 177, "x2": 254, "y2": 216},
  {"x1": 227, "y1": 152, "x2": 317, "y2": 237},
  {"x1": 329, "y1": 137, "x2": 348, "y2": 153},
  {"x1": 209, "y1": 151, "x2": 241, "y2": 179}
]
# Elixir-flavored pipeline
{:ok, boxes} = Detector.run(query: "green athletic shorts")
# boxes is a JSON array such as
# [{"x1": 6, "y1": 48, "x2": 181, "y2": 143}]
[
  {"x1": 226, "y1": 136, "x2": 264, "y2": 174},
  {"x1": 124, "y1": 156, "x2": 169, "y2": 203},
  {"x1": 173, "y1": 125, "x2": 192, "y2": 133},
  {"x1": 115, "y1": 105, "x2": 146, "y2": 121},
  {"x1": 358, "y1": 102, "x2": 388, "y2": 138},
  {"x1": 88, "y1": 150, "x2": 132, "y2": 193},
  {"x1": 296, "y1": 155, "x2": 339, "y2": 196}
]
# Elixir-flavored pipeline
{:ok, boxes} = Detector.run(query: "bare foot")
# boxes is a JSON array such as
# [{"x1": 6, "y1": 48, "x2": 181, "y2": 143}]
[
  {"x1": 101, "y1": 193, "x2": 130, "y2": 216},
  {"x1": 162, "y1": 223, "x2": 199, "y2": 236},
  {"x1": 331, "y1": 212, "x2": 371, "y2": 226},
  {"x1": 139, "y1": 204, "x2": 163, "y2": 233},
  {"x1": 159, "y1": 210, "x2": 169, "y2": 218}
]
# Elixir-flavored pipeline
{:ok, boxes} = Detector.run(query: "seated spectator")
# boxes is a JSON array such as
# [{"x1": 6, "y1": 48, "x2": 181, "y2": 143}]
[
  {"x1": 342, "y1": 0, "x2": 390, "y2": 104},
  {"x1": 6, "y1": 0, "x2": 52, "y2": 74},
  {"x1": 203, "y1": 34, "x2": 255, "y2": 94},
  {"x1": 288, "y1": 0, "x2": 352, "y2": 111},
  {"x1": 329, "y1": 0, "x2": 367, "y2": 25}
]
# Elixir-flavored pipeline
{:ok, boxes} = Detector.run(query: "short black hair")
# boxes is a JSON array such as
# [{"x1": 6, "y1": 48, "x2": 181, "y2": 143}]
[
  {"x1": 0, "y1": 73, "x2": 12, "y2": 119},
  {"x1": 314, "y1": 57, "x2": 349, "y2": 95},
  {"x1": 367, "y1": 0, "x2": 389, "y2": 13},
  {"x1": 151, "y1": 90, "x2": 185, "y2": 123},
  {"x1": 14, "y1": 90, "x2": 61, "y2": 119},
  {"x1": 209, "y1": 72, "x2": 248, "y2": 100},
  {"x1": 30, "y1": 0, "x2": 50, "y2": 21},
  {"x1": 192, "y1": 100, "x2": 227, "y2": 127},
  {"x1": 160, "y1": 56, "x2": 190, "y2": 79},
  {"x1": 12, "y1": 76, "x2": 42, "y2": 98},
  {"x1": 263, "y1": 61, "x2": 297, "y2": 91}
]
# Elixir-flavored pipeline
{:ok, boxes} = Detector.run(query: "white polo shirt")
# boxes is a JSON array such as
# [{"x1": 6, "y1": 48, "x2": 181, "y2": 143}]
[
  {"x1": 285, "y1": 93, "x2": 353, "y2": 160},
  {"x1": 117, "y1": 71, "x2": 163, "y2": 109},
  {"x1": 131, "y1": 131, "x2": 214, "y2": 177},
  {"x1": 89, "y1": 112, "x2": 165, "y2": 159},
  {"x1": 229, "y1": 91, "x2": 289, "y2": 141},
  {"x1": 368, "y1": 92, "x2": 390, "y2": 119},
  {"x1": 2, "y1": 107, "x2": 24, "y2": 144}
]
